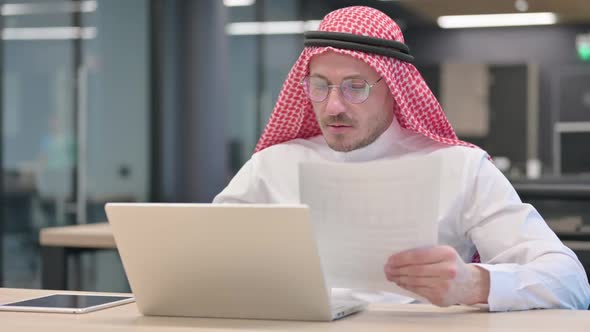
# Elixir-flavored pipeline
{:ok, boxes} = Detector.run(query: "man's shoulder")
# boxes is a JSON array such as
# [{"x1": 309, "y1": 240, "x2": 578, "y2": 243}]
[
  {"x1": 252, "y1": 136, "x2": 325, "y2": 161},
  {"x1": 398, "y1": 132, "x2": 487, "y2": 161},
  {"x1": 425, "y1": 144, "x2": 489, "y2": 168},
  {"x1": 438, "y1": 144, "x2": 488, "y2": 158}
]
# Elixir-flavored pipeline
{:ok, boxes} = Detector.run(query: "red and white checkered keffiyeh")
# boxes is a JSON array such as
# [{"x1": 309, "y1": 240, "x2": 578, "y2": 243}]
[{"x1": 254, "y1": 6, "x2": 479, "y2": 154}]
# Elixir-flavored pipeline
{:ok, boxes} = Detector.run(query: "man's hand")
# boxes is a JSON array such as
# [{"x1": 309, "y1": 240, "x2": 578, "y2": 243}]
[{"x1": 384, "y1": 245, "x2": 490, "y2": 307}]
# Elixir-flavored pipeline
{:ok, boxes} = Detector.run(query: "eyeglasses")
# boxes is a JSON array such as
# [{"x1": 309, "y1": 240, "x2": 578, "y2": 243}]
[{"x1": 301, "y1": 76, "x2": 383, "y2": 104}]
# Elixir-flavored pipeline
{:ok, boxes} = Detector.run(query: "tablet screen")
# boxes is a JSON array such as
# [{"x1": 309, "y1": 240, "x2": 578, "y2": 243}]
[{"x1": 3, "y1": 294, "x2": 132, "y2": 309}]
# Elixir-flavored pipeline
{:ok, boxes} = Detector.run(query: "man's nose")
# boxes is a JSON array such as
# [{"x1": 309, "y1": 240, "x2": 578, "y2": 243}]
[{"x1": 324, "y1": 87, "x2": 347, "y2": 116}]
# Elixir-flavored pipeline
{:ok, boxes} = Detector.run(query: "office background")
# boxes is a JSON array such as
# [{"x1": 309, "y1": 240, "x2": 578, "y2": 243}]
[{"x1": 1, "y1": 0, "x2": 590, "y2": 291}]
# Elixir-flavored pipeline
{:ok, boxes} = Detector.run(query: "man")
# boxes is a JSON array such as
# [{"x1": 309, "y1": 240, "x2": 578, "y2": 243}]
[{"x1": 214, "y1": 6, "x2": 590, "y2": 310}]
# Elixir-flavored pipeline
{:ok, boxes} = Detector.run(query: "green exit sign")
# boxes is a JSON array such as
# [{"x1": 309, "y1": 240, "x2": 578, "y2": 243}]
[{"x1": 577, "y1": 33, "x2": 590, "y2": 61}]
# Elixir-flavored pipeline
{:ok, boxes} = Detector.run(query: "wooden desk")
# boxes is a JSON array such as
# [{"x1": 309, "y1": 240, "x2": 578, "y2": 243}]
[
  {"x1": 1, "y1": 288, "x2": 589, "y2": 332},
  {"x1": 40, "y1": 223, "x2": 115, "y2": 249},
  {"x1": 39, "y1": 223, "x2": 115, "y2": 290}
]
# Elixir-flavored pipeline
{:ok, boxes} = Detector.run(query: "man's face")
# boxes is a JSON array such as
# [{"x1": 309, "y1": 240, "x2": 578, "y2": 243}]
[{"x1": 308, "y1": 52, "x2": 394, "y2": 152}]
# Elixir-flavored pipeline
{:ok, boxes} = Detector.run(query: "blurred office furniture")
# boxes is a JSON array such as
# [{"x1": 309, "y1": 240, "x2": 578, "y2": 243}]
[
  {"x1": 512, "y1": 177, "x2": 590, "y2": 280},
  {"x1": 39, "y1": 222, "x2": 117, "y2": 291},
  {"x1": 514, "y1": 180, "x2": 590, "y2": 202},
  {"x1": 552, "y1": 66, "x2": 590, "y2": 175},
  {"x1": 553, "y1": 126, "x2": 590, "y2": 175},
  {"x1": 440, "y1": 63, "x2": 490, "y2": 138},
  {"x1": 38, "y1": 194, "x2": 133, "y2": 291},
  {"x1": 419, "y1": 63, "x2": 539, "y2": 176},
  {"x1": 2, "y1": 288, "x2": 590, "y2": 331},
  {"x1": 4, "y1": 168, "x2": 37, "y2": 230},
  {"x1": 3, "y1": 169, "x2": 39, "y2": 286}
]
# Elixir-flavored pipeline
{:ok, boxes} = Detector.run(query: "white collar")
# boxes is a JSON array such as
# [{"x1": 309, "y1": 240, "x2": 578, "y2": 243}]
[{"x1": 318, "y1": 117, "x2": 409, "y2": 162}]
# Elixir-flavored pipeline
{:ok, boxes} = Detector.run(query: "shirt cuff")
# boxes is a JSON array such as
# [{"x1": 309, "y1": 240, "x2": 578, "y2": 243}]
[{"x1": 472, "y1": 263, "x2": 526, "y2": 311}]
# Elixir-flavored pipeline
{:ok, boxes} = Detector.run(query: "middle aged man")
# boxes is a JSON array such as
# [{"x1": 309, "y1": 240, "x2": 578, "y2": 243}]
[{"x1": 214, "y1": 6, "x2": 590, "y2": 311}]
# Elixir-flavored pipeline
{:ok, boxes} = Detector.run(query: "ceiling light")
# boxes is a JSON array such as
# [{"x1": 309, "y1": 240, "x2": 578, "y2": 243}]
[
  {"x1": 2, "y1": 27, "x2": 96, "y2": 40},
  {"x1": 438, "y1": 12, "x2": 557, "y2": 29},
  {"x1": 226, "y1": 20, "x2": 321, "y2": 35},
  {"x1": 223, "y1": 0, "x2": 255, "y2": 7},
  {"x1": 0, "y1": 1, "x2": 97, "y2": 16}
]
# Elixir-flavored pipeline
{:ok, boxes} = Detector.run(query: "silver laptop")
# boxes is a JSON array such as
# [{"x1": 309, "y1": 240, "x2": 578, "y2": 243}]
[{"x1": 105, "y1": 203, "x2": 367, "y2": 321}]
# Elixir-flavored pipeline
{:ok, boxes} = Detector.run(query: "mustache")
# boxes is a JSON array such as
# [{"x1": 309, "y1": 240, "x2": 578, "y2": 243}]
[{"x1": 322, "y1": 113, "x2": 355, "y2": 126}]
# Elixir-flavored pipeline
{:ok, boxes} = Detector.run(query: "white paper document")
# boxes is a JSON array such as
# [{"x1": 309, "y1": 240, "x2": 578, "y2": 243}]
[{"x1": 299, "y1": 156, "x2": 442, "y2": 299}]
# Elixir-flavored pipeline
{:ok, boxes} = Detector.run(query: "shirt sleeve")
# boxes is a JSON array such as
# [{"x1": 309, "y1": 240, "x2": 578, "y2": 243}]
[
  {"x1": 462, "y1": 154, "x2": 590, "y2": 311},
  {"x1": 212, "y1": 156, "x2": 273, "y2": 204}
]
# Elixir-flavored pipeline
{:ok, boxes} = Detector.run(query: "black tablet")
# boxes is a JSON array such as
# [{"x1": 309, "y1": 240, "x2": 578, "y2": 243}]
[{"x1": 0, "y1": 294, "x2": 134, "y2": 314}]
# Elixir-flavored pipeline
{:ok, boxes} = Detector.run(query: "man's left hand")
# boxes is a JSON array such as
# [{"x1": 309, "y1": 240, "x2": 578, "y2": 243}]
[{"x1": 384, "y1": 245, "x2": 490, "y2": 307}]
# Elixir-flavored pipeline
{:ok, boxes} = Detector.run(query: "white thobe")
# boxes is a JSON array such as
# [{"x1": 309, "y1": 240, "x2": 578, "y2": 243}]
[{"x1": 213, "y1": 119, "x2": 590, "y2": 311}]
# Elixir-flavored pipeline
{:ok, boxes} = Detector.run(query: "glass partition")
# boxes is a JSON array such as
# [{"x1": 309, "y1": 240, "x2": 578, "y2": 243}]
[{"x1": 1, "y1": 0, "x2": 150, "y2": 290}]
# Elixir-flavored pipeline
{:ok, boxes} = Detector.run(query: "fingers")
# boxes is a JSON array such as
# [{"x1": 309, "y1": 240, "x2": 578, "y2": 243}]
[
  {"x1": 386, "y1": 245, "x2": 458, "y2": 268},
  {"x1": 385, "y1": 261, "x2": 458, "y2": 280},
  {"x1": 383, "y1": 246, "x2": 466, "y2": 307},
  {"x1": 390, "y1": 275, "x2": 443, "y2": 287},
  {"x1": 388, "y1": 273, "x2": 458, "y2": 307},
  {"x1": 400, "y1": 285, "x2": 456, "y2": 307}
]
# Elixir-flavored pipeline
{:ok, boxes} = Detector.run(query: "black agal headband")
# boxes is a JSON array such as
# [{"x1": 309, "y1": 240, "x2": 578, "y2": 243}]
[{"x1": 303, "y1": 31, "x2": 414, "y2": 63}]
